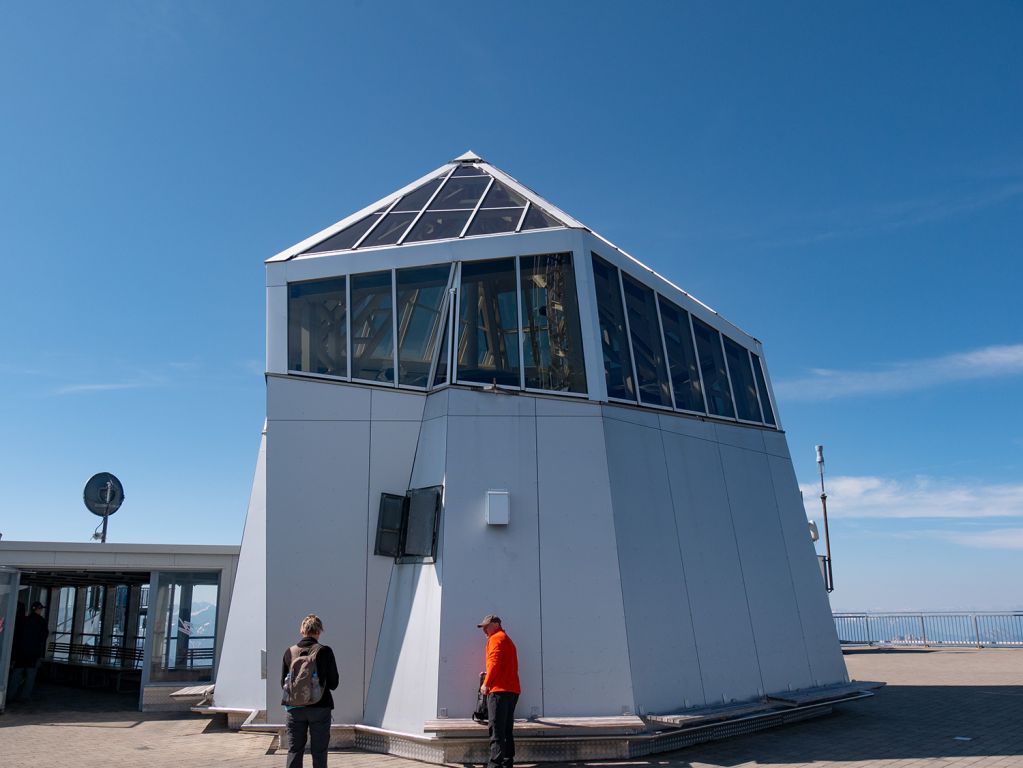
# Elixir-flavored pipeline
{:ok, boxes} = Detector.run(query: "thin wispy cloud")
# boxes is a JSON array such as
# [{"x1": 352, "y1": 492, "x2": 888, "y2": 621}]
[
  {"x1": 54, "y1": 381, "x2": 158, "y2": 395},
  {"x1": 756, "y1": 177, "x2": 1023, "y2": 249},
  {"x1": 798, "y1": 474, "x2": 1023, "y2": 520},
  {"x1": 776, "y1": 343, "x2": 1023, "y2": 401},
  {"x1": 934, "y1": 528, "x2": 1023, "y2": 551}
]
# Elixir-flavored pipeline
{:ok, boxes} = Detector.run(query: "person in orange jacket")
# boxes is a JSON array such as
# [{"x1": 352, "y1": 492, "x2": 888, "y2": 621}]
[{"x1": 477, "y1": 614, "x2": 520, "y2": 768}]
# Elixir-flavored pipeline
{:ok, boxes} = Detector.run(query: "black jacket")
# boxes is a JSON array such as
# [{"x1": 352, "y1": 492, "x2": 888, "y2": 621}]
[
  {"x1": 14, "y1": 612, "x2": 49, "y2": 667},
  {"x1": 281, "y1": 636, "x2": 339, "y2": 709}
]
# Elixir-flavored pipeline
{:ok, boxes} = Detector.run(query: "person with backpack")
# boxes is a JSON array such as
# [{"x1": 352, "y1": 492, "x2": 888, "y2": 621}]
[{"x1": 281, "y1": 614, "x2": 340, "y2": 768}]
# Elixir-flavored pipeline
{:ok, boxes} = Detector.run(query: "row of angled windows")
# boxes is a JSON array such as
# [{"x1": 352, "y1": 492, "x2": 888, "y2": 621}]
[
  {"x1": 286, "y1": 252, "x2": 775, "y2": 427},
  {"x1": 590, "y1": 254, "x2": 775, "y2": 426}
]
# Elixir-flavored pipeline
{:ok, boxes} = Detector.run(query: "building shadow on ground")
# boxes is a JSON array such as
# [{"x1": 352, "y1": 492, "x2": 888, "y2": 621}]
[{"x1": 534, "y1": 683, "x2": 1023, "y2": 768}]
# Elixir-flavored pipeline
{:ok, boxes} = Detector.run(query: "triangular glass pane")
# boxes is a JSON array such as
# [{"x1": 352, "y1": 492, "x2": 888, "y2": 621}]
[
  {"x1": 452, "y1": 164, "x2": 487, "y2": 176},
  {"x1": 465, "y1": 208, "x2": 523, "y2": 237},
  {"x1": 307, "y1": 213, "x2": 381, "y2": 253},
  {"x1": 520, "y1": 205, "x2": 563, "y2": 230},
  {"x1": 392, "y1": 178, "x2": 443, "y2": 213},
  {"x1": 480, "y1": 181, "x2": 527, "y2": 209},
  {"x1": 428, "y1": 176, "x2": 490, "y2": 210},
  {"x1": 358, "y1": 212, "x2": 416, "y2": 248}
]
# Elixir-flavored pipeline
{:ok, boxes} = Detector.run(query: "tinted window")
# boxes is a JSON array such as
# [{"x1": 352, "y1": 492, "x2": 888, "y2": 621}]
[
  {"x1": 465, "y1": 208, "x2": 523, "y2": 237},
  {"x1": 351, "y1": 271, "x2": 394, "y2": 382},
  {"x1": 288, "y1": 278, "x2": 347, "y2": 376},
  {"x1": 692, "y1": 317, "x2": 735, "y2": 418},
  {"x1": 396, "y1": 264, "x2": 450, "y2": 387},
  {"x1": 429, "y1": 176, "x2": 489, "y2": 210},
  {"x1": 307, "y1": 214, "x2": 381, "y2": 253},
  {"x1": 622, "y1": 274, "x2": 672, "y2": 407},
  {"x1": 433, "y1": 313, "x2": 450, "y2": 387},
  {"x1": 591, "y1": 254, "x2": 635, "y2": 400},
  {"x1": 457, "y1": 258, "x2": 520, "y2": 386},
  {"x1": 520, "y1": 253, "x2": 587, "y2": 393},
  {"x1": 392, "y1": 178, "x2": 443, "y2": 213},
  {"x1": 521, "y1": 205, "x2": 561, "y2": 230},
  {"x1": 359, "y1": 212, "x2": 416, "y2": 248},
  {"x1": 374, "y1": 494, "x2": 405, "y2": 557},
  {"x1": 404, "y1": 210, "x2": 472, "y2": 243},
  {"x1": 751, "y1": 353, "x2": 776, "y2": 426},
  {"x1": 723, "y1": 337, "x2": 762, "y2": 422},
  {"x1": 403, "y1": 486, "x2": 442, "y2": 559},
  {"x1": 658, "y1": 298, "x2": 705, "y2": 412}
]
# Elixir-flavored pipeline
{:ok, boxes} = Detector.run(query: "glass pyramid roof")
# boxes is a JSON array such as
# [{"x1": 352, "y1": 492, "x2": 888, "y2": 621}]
[{"x1": 303, "y1": 155, "x2": 568, "y2": 255}]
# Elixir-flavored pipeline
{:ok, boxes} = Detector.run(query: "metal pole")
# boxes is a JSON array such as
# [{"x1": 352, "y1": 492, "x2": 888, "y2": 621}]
[
  {"x1": 816, "y1": 445, "x2": 834, "y2": 592},
  {"x1": 973, "y1": 614, "x2": 981, "y2": 648}
]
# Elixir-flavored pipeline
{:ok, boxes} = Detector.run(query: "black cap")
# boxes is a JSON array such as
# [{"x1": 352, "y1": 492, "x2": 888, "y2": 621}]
[
  {"x1": 476, "y1": 614, "x2": 501, "y2": 627},
  {"x1": 31, "y1": 601, "x2": 44, "y2": 610}
]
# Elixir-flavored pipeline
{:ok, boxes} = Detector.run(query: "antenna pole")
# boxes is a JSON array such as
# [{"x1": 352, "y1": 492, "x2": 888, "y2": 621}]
[
  {"x1": 816, "y1": 445, "x2": 834, "y2": 592},
  {"x1": 100, "y1": 479, "x2": 113, "y2": 544}
]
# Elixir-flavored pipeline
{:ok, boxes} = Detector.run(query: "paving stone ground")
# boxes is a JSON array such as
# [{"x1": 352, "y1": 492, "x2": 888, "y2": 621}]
[{"x1": 2, "y1": 647, "x2": 1021, "y2": 768}]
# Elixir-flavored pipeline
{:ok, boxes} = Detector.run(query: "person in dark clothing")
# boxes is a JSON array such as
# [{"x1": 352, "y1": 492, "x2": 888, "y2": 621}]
[
  {"x1": 281, "y1": 614, "x2": 340, "y2": 768},
  {"x1": 10, "y1": 601, "x2": 49, "y2": 702}
]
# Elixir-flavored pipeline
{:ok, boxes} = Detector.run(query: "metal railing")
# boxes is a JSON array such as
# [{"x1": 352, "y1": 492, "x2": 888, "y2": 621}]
[{"x1": 834, "y1": 612, "x2": 1023, "y2": 647}]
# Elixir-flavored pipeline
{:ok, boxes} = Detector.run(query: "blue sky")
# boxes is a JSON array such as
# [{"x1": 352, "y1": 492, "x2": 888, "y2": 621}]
[{"x1": 1, "y1": 2, "x2": 1020, "y2": 611}]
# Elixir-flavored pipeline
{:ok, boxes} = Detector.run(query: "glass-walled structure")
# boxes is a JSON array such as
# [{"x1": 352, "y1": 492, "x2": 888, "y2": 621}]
[
  {"x1": 275, "y1": 153, "x2": 780, "y2": 431},
  {"x1": 283, "y1": 252, "x2": 775, "y2": 429}
]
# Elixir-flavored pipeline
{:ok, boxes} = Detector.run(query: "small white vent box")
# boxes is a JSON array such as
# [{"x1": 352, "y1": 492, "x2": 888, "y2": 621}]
[{"x1": 486, "y1": 490, "x2": 510, "y2": 525}]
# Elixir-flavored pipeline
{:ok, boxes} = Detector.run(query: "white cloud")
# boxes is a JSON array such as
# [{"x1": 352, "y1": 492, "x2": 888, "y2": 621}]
[
  {"x1": 53, "y1": 382, "x2": 152, "y2": 395},
  {"x1": 936, "y1": 528, "x2": 1023, "y2": 550},
  {"x1": 776, "y1": 343, "x2": 1023, "y2": 401},
  {"x1": 798, "y1": 474, "x2": 1023, "y2": 519}
]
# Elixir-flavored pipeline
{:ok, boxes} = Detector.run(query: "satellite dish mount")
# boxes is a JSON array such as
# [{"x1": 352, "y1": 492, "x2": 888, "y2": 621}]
[{"x1": 84, "y1": 472, "x2": 124, "y2": 544}]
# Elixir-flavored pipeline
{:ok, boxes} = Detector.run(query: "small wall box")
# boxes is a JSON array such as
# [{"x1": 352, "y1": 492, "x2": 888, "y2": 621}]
[{"x1": 486, "y1": 490, "x2": 510, "y2": 525}]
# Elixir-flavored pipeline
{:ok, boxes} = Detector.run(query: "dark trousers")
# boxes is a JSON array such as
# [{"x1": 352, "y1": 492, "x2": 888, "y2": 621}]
[
  {"x1": 285, "y1": 706, "x2": 331, "y2": 768},
  {"x1": 487, "y1": 692, "x2": 519, "y2": 768}
]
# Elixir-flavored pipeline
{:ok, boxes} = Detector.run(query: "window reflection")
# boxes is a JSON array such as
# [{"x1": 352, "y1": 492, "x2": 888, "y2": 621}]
[
  {"x1": 396, "y1": 264, "x2": 451, "y2": 387},
  {"x1": 622, "y1": 274, "x2": 672, "y2": 407},
  {"x1": 520, "y1": 253, "x2": 586, "y2": 393},
  {"x1": 723, "y1": 336, "x2": 762, "y2": 422},
  {"x1": 591, "y1": 254, "x2": 635, "y2": 400},
  {"x1": 457, "y1": 258, "x2": 520, "y2": 386},
  {"x1": 351, "y1": 271, "x2": 395, "y2": 382},
  {"x1": 288, "y1": 278, "x2": 347, "y2": 377},
  {"x1": 692, "y1": 317, "x2": 735, "y2": 418},
  {"x1": 751, "y1": 354, "x2": 776, "y2": 426},
  {"x1": 658, "y1": 298, "x2": 705, "y2": 413}
]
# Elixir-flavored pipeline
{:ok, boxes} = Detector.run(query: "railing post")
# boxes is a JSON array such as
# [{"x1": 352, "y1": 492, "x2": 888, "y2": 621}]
[
  {"x1": 920, "y1": 615, "x2": 927, "y2": 647},
  {"x1": 973, "y1": 614, "x2": 982, "y2": 648},
  {"x1": 865, "y1": 614, "x2": 872, "y2": 646}
]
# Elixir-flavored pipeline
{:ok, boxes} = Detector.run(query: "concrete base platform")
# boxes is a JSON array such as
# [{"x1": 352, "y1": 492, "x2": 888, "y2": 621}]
[{"x1": 240, "y1": 684, "x2": 876, "y2": 764}]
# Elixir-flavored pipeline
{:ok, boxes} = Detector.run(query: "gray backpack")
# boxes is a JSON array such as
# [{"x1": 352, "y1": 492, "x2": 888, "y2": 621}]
[{"x1": 282, "y1": 644, "x2": 323, "y2": 706}]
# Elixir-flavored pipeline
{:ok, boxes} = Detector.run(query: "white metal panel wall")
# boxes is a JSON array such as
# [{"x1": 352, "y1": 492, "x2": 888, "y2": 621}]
[
  {"x1": 214, "y1": 432, "x2": 269, "y2": 711},
  {"x1": 265, "y1": 378, "x2": 372, "y2": 725},
  {"x1": 436, "y1": 400, "x2": 543, "y2": 720},
  {"x1": 767, "y1": 454, "x2": 848, "y2": 686},
  {"x1": 363, "y1": 393, "x2": 425, "y2": 703},
  {"x1": 535, "y1": 410, "x2": 634, "y2": 716},
  {"x1": 363, "y1": 563, "x2": 443, "y2": 732},
  {"x1": 659, "y1": 428, "x2": 764, "y2": 703},
  {"x1": 717, "y1": 440, "x2": 814, "y2": 694},
  {"x1": 602, "y1": 416, "x2": 705, "y2": 713}
]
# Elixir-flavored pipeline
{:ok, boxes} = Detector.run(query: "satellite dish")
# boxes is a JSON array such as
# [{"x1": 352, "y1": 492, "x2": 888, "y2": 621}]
[{"x1": 84, "y1": 472, "x2": 124, "y2": 518}]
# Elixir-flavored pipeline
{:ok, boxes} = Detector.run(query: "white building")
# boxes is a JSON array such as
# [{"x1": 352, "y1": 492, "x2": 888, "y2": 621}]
[{"x1": 215, "y1": 151, "x2": 847, "y2": 737}]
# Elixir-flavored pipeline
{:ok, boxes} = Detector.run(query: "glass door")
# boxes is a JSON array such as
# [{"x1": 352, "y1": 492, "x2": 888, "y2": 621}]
[{"x1": 0, "y1": 567, "x2": 22, "y2": 711}]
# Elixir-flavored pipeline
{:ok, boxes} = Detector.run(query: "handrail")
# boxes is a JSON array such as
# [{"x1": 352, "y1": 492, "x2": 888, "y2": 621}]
[{"x1": 834, "y1": 611, "x2": 1023, "y2": 648}]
